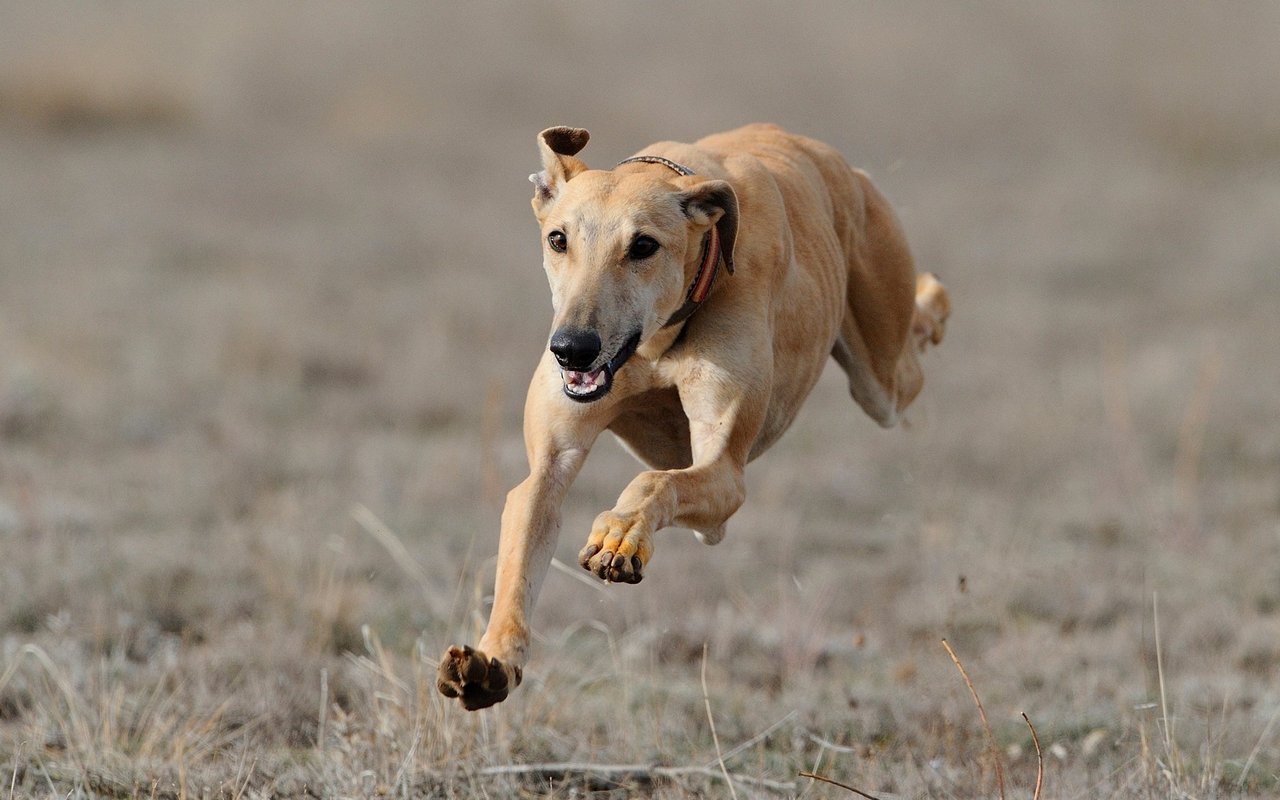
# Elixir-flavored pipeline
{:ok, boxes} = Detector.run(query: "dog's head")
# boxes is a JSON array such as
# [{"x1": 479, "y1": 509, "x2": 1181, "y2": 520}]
[{"x1": 529, "y1": 126, "x2": 738, "y2": 403}]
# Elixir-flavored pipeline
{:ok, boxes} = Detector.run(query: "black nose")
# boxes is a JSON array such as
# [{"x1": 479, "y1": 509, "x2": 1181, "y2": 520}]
[{"x1": 549, "y1": 327, "x2": 601, "y2": 371}]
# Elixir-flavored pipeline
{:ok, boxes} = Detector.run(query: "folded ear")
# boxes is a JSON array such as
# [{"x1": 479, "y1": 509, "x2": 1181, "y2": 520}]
[
  {"x1": 530, "y1": 126, "x2": 590, "y2": 215},
  {"x1": 679, "y1": 180, "x2": 738, "y2": 273}
]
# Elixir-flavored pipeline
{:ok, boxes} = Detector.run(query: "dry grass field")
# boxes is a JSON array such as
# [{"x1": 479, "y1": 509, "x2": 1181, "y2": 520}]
[{"x1": 2, "y1": 3, "x2": 1279, "y2": 797}]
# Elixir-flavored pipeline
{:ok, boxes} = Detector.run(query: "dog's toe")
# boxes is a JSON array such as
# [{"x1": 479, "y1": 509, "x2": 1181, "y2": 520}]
[
  {"x1": 613, "y1": 553, "x2": 645, "y2": 583},
  {"x1": 587, "y1": 547, "x2": 617, "y2": 581},
  {"x1": 577, "y1": 542, "x2": 601, "y2": 569}
]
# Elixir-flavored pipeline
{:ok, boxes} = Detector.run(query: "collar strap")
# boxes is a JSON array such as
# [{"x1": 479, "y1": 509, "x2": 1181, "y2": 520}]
[
  {"x1": 616, "y1": 154, "x2": 697, "y2": 176},
  {"x1": 616, "y1": 155, "x2": 730, "y2": 329}
]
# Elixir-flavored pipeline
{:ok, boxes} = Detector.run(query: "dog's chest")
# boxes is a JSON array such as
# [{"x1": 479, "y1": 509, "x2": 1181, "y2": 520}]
[{"x1": 607, "y1": 388, "x2": 693, "y2": 471}]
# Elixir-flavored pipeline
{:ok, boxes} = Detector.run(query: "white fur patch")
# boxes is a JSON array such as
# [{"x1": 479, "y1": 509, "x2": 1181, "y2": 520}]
[{"x1": 529, "y1": 171, "x2": 552, "y2": 200}]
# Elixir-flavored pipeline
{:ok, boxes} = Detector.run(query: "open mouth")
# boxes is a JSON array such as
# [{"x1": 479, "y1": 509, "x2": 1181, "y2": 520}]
[
  {"x1": 562, "y1": 365, "x2": 612, "y2": 402},
  {"x1": 560, "y1": 331, "x2": 641, "y2": 403}
]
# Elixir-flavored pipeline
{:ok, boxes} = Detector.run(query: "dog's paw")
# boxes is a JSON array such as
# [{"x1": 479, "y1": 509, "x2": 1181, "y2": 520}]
[
  {"x1": 913, "y1": 273, "x2": 950, "y2": 349},
  {"x1": 436, "y1": 645, "x2": 521, "y2": 710},
  {"x1": 578, "y1": 510, "x2": 653, "y2": 584}
]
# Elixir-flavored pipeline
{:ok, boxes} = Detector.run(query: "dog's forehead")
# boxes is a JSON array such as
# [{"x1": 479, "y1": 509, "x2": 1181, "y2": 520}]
[{"x1": 554, "y1": 171, "x2": 684, "y2": 230}]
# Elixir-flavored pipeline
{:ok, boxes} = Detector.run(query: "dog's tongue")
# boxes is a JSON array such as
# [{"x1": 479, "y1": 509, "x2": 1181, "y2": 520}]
[{"x1": 563, "y1": 367, "x2": 608, "y2": 396}]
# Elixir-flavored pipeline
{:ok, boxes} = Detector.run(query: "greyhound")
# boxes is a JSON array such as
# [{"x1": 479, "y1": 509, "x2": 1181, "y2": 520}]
[{"x1": 437, "y1": 124, "x2": 949, "y2": 709}]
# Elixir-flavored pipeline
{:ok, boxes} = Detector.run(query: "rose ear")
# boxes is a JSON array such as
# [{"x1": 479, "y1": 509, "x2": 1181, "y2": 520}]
[
  {"x1": 531, "y1": 126, "x2": 590, "y2": 215},
  {"x1": 540, "y1": 126, "x2": 589, "y2": 158},
  {"x1": 679, "y1": 180, "x2": 738, "y2": 273}
]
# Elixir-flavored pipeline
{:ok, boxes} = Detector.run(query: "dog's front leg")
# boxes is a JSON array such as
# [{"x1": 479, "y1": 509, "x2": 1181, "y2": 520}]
[
  {"x1": 579, "y1": 368, "x2": 764, "y2": 584},
  {"x1": 437, "y1": 366, "x2": 600, "y2": 710}
]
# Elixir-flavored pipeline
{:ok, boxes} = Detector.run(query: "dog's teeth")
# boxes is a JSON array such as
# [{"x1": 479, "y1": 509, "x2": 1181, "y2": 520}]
[{"x1": 561, "y1": 366, "x2": 608, "y2": 398}]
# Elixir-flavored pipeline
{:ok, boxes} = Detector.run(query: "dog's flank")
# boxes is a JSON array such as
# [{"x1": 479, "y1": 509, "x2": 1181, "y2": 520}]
[{"x1": 437, "y1": 123, "x2": 950, "y2": 710}]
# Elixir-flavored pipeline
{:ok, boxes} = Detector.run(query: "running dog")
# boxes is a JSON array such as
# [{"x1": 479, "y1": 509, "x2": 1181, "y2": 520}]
[{"x1": 437, "y1": 124, "x2": 949, "y2": 709}]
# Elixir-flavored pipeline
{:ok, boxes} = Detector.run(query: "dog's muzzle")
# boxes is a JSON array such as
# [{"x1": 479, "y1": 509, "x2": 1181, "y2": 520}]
[{"x1": 558, "y1": 331, "x2": 641, "y2": 403}]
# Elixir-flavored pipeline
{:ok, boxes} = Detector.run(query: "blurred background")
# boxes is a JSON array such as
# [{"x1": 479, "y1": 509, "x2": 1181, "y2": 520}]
[{"x1": 1, "y1": 2, "x2": 1278, "y2": 796}]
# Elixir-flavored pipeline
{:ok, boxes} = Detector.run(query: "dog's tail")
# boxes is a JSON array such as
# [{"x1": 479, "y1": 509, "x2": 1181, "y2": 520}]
[{"x1": 911, "y1": 273, "x2": 949, "y2": 353}]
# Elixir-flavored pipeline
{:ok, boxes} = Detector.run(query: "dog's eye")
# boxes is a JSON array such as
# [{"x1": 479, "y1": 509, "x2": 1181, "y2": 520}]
[
  {"x1": 547, "y1": 230, "x2": 567, "y2": 253},
  {"x1": 628, "y1": 235, "x2": 659, "y2": 260}
]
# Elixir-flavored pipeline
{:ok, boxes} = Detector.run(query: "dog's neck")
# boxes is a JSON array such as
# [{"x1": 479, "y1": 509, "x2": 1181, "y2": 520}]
[{"x1": 615, "y1": 155, "x2": 730, "y2": 330}]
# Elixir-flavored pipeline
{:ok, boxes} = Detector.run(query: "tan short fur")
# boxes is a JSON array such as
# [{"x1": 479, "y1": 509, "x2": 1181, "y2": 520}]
[{"x1": 437, "y1": 124, "x2": 950, "y2": 709}]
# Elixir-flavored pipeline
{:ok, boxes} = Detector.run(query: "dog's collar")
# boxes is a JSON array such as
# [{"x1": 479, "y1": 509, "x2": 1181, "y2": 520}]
[
  {"x1": 617, "y1": 154, "x2": 697, "y2": 177},
  {"x1": 616, "y1": 155, "x2": 731, "y2": 329}
]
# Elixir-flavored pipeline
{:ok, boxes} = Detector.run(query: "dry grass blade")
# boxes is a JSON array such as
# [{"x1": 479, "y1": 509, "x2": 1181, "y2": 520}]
[
  {"x1": 230, "y1": 750, "x2": 257, "y2": 800},
  {"x1": 549, "y1": 555, "x2": 611, "y2": 594},
  {"x1": 1152, "y1": 591, "x2": 1178, "y2": 782},
  {"x1": 8, "y1": 748, "x2": 19, "y2": 800},
  {"x1": 942, "y1": 638, "x2": 1006, "y2": 800},
  {"x1": 0, "y1": 644, "x2": 84, "y2": 741},
  {"x1": 351, "y1": 503, "x2": 430, "y2": 587},
  {"x1": 390, "y1": 725, "x2": 422, "y2": 794},
  {"x1": 711, "y1": 709, "x2": 799, "y2": 768},
  {"x1": 316, "y1": 667, "x2": 329, "y2": 753},
  {"x1": 1236, "y1": 699, "x2": 1280, "y2": 790},
  {"x1": 798, "y1": 770, "x2": 884, "y2": 799},
  {"x1": 701, "y1": 642, "x2": 739, "y2": 800},
  {"x1": 1172, "y1": 348, "x2": 1220, "y2": 521},
  {"x1": 1022, "y1": 712, "x2": 1043, "y2": 800}
]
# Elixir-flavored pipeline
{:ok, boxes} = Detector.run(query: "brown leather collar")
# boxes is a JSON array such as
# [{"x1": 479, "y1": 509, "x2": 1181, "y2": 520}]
[{"x1": 616, "y1": 155, "x2": 731, "y2": 329}]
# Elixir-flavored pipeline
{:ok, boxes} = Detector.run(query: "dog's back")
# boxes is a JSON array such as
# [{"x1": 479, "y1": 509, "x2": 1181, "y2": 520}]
[{"x1": 687, "y1": 124, "x2": 948, "y2": 431}]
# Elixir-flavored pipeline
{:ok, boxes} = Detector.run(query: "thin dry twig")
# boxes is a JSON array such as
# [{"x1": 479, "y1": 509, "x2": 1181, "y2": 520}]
[
  {"x1": 479, "y1": 763, "x2": 796, "y2": 792},
  {"x1": 548, "y1": 555, "x2": 610, "y2": 594},
  {"x1": 317, "y1": 667, "x2": 329, "y2": 753},
  {"x1": 701, "y1": 643, "x2": 739, "y2": 800},
  {"x1": 798, "y1": 770, "x2": 884, "y2": 799},
  {"x1": 710, "y1": 709, "x2": 798, "y2": 769},
  {"x1": 942, "y1": 638, "x2": 1006, "y2": 800},
  {"x1": 1022, "y1": 712, "x2": 1043, "y2": 800},
  {"x1": 802, "y1": 728, "x2": 859, "y2": 754}
]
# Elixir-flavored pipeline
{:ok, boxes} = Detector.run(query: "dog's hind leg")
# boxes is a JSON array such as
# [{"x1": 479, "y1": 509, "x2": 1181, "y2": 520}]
[
  {"x1": 832, "y1": 273, "x2": 949, "y2": 426},
  {"x1": 831, "y1": 171, "x2": 949, "y2": 427}
]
